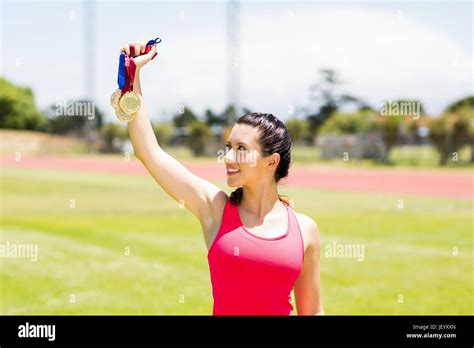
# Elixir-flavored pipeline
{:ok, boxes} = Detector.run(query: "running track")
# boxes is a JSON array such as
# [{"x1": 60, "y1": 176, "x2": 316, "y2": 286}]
[{"x1": 1, "y1": 155, "x2": 472, "y2": 200}]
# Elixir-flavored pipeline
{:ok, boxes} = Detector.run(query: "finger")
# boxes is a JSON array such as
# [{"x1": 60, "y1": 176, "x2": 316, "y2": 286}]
[
  {"x1": 128, "y1": 43, "x2": 135, "y2": 56},
  {"x1": 140, "y1": 41, "x2": 146, "y2": 54},
  {"x1": 149, "y1": 45, "x2": 158, "y2": 60},
  {"x1": 120, "y1": 45, "x2": 130, "y2": 56},
  {"x1": 143, "y1": 44, "x2": 156, "y2": 60},
  {"x1": 134, "y1": 42, "x2": 140, "y2": 57}
]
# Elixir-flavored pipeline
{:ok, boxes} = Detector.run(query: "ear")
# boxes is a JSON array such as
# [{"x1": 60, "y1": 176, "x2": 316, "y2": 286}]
[{"x1": 267, "y1": 153, "x2": 280, "y2": 171}]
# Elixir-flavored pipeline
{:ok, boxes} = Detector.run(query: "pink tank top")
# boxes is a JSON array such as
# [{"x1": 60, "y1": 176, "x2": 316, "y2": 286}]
[{"x1": 207, "y1": 198, "x2": 304, "y2": 315}]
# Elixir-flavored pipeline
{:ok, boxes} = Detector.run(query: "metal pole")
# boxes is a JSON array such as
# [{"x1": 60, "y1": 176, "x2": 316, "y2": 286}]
[
  {"x1": 84, "y1": 0, "x2": 95, "y2": 152},
  {"x1": 227, "y1": 0, "x2": 240, "y2": 125}
]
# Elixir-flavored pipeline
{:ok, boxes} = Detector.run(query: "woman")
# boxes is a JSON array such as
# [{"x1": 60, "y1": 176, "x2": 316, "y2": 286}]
[{"x1": 121, "y1": 40, "x2": 324, "y2": 316}]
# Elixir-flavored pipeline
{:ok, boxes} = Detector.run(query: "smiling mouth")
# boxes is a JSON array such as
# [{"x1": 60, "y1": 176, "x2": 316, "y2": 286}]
[{"x1": 226, "y1": 168, "x2": 240, "y2": 176}]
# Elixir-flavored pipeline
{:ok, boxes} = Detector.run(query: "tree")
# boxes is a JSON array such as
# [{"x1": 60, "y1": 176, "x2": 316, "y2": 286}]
[
  {"x1": 428, "y1": 117, "x2": 449, "y2": 165},
  {"x1": 373, "y1": 115, "x2": 404, "y2": 160},
  {"x1": 444, "y1": 96, "x2": 474, "y2": 113},
  {"x1": 45, "y1": 99, "x2": 103, "y2": 137},
  {"x1": 221, "y1": 104, "x2": 239, "y2": 126},
  {"x1": 205, "y1": 104, "x2": 252, "y2": 127},
  {"x1": 100, "y1": 123, "x2": 127, "y2": 152},
  {"x1": 152, "y1": 122, "x2": 173, "y2": 146},
  {"x1": 0, "y1": 77, "x2": 47, "y2": 130},
  {"x1": 428, "y1": 107, "x2": 473, "y2": 165},
  {"x1": 172, "y1": 106, "x2": 198, "y2": 127},
  {"x1": 286, "y1": 118, "x2": 308, "y2": 143},
  {"x1": 443, "y1": 96, "x2": 474, "y2": 163},
  {"x1": 306, "y1": 68, "x2": 366, "y2": 135},
  {"x1": 185, "y1": 120, "x2": 213, "y2": 156},
  {"x1": 204, "y1": 108, "x2": 225, "y2": 126},
  {"x1": 319, "y1": 110, "x2": 374, "y2": 135}
]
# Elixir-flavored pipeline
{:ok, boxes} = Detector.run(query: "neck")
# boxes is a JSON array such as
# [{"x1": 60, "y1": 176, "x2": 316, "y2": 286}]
[{"x1": 239, "y1": 181, "x2": 281, "y2": 220}]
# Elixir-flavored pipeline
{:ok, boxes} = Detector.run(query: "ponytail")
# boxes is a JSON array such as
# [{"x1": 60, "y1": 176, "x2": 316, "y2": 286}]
[{"x1": 229, "y1": 187, "x2": 243, "y2": 206}]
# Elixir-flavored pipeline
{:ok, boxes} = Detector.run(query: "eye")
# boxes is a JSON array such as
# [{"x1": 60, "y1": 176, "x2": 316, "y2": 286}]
[
  {"x1": 225, "y1": 144, "x2": 231, "y2": 150},
  {"x1": 238, "y1": 145, "x2": 247, "y2": 152}
]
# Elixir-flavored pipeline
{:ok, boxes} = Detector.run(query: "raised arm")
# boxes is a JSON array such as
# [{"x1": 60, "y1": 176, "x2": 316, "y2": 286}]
[{"x1": 121, "y1": 40, "x2": 228, "y2": 244}]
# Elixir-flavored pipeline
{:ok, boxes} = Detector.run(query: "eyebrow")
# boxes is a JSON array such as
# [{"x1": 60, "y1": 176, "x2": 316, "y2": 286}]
[{"x1": 226, "y1": 140, "x2": 249, "y2": 146}]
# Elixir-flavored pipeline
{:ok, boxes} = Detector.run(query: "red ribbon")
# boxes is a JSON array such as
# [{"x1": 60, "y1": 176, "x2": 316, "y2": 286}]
[
  {"x1": 121, "y1": 44, "x2": 157, "y2": 96},
  {"x1": 121, "y1": 55, "x2": 136, "y2": 95}
]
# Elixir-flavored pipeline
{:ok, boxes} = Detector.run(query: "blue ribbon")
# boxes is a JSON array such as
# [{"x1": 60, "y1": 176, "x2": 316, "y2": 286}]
[
  {"x1": 146, "y1": 37, "x2": 162, "y2": 46},
  {"x1": 117, "y1": 52, "x2": 126, "y2": 90},
  {"x1": 117, "y1": 37, "x2": 161, "y2": 89}
]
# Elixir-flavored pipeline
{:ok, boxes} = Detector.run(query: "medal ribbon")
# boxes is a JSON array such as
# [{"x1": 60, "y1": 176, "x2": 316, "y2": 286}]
[{"x1": 117, "y1": 37, "x2": 161, "y2": 96}]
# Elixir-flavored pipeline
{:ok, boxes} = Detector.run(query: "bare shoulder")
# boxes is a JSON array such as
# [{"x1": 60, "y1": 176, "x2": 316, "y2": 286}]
[{"x1": 294, "y1": 212, "x2": 321, "y2": 253}]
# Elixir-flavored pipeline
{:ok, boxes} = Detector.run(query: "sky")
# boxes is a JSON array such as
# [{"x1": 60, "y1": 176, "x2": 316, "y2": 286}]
[{"x1": 0, "y1": 0, "x2": 472, "y2": 123}]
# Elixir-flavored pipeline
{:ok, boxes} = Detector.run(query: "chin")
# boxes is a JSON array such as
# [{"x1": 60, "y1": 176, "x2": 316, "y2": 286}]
[
  {"x1": 226, "y1": 180, "x2": 241, "y2": 188},
  {"x1": 226, "y1": 176, "x2": 243, "y2": 187}
]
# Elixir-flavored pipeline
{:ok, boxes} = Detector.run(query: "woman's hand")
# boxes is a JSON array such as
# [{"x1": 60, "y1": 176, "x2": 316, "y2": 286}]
[{"x1": 120, "y1": 40, "x2": 158, "y2": 70}]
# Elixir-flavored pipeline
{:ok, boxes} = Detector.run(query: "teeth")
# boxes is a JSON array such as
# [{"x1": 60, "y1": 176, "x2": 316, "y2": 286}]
[{"x1": 227, "y1": 168, "x2": 240, "y2": 173}]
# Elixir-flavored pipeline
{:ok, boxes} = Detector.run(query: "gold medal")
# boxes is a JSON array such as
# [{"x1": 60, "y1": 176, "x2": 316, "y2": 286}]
[
  {"x1": 110, "y1": 89, "x2": 122, "y2": 109},
  {"x1": 119, "y1": 91, "x2": 141, "y2": 115},
  {"x1": 115, "y1": 104, "x2": 137, "y2": 122}
]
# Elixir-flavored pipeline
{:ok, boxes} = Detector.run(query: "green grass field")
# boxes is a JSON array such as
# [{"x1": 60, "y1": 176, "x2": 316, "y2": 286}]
[{"x1": 0, "y1": 166, "x2": 472, "y2": 315}]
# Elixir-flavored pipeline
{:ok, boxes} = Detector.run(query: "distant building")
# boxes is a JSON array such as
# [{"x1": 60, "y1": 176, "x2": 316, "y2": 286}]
[{"x1": 316, "y1": 132, "x2": 387, "y2": 160}]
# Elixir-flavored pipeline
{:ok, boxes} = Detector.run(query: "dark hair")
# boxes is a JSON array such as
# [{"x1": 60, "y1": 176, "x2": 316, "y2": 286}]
[{"x1": 229, "y1": 112, "x2": 291, "y2": 206}]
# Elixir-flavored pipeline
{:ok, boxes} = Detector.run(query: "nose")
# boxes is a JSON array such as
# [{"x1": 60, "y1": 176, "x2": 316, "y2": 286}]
[{"x1": 224, "y1": 147, "x2": 236, "y2": 164}]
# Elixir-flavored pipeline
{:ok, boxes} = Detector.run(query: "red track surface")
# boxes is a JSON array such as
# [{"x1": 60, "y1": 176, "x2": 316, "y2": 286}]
[{"x1": 1, "y1": 155, "x2": 472, "y2": 200}]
